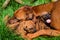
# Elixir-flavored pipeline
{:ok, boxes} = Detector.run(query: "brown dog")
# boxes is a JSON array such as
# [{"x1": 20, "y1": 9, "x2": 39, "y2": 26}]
[
  {"x1": 15, "y1": 20, "x2": 37, "y2": 40},
  {"x1": 14, "y1": 6, "x2": 35, "y2": 20}
]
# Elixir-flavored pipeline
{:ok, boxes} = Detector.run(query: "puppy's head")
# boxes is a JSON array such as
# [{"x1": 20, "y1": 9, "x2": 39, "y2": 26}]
[
  {"x1": 23, "y1": 20, "x2": 37, "y2": 33},
  {"x1": 36, "y1": 12, "x2": 51, "y2": 24},
  {"x1": 14, "y1": 6, "x2": 35, "y2": 20},
  {"x1": 41, "y1": 12, "x2": 51, "y2": 24}
]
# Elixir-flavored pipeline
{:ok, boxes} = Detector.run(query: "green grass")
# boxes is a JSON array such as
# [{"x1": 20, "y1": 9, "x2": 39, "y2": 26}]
[{"x1": 0, "y1": 0, "x2": 60, "y2": 40}]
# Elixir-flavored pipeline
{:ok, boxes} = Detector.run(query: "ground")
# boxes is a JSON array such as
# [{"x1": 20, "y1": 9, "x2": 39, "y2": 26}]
[{"x1": 0, "y1": 0, "x2": 60, "y2": 40}]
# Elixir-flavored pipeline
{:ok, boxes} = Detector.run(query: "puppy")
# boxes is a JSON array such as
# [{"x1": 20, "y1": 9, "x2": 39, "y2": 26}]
[
  {"x1": 14, "y1": 6, "x2": 35, "y2": 21},
  {"x1": 15, "y1": 20, "x2": 37, "y2": 40}
]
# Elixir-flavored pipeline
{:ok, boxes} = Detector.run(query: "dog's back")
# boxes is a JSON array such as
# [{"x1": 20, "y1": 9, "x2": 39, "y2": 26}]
[
  {"x1": 32, "y1": 2, "x2": 54, "y2": 16},
  {"x1": 51, "y1": 1, "x2": 60, "y2": 31}
]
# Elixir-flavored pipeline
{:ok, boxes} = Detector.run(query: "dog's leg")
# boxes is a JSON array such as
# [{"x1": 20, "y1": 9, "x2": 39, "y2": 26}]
[
  {"x1": 21, "y1": 30, "x2": 32, "y2": 40},
  {"x1": 27, "y1": 29, "x2": 60, "y2": 39}
]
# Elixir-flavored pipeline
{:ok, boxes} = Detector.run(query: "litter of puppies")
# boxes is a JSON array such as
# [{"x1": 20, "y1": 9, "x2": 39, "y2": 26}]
[{"x1": 6, "y1": 0, "x2": 60, "y2": 40}]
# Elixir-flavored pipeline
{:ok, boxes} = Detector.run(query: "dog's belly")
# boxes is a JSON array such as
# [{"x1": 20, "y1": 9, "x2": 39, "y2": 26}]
[{"x1": 51, "y1": 1, "x2": 60, "y2": 30}]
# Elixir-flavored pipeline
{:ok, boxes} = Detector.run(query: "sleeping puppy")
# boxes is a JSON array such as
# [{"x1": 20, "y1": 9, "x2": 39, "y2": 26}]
[
  {"x1": 14, "y1": 6, "x2": 35, "y2": 21},
  {"x1": 15, "y1": 20, "x2": 37, "y2": 40}
]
